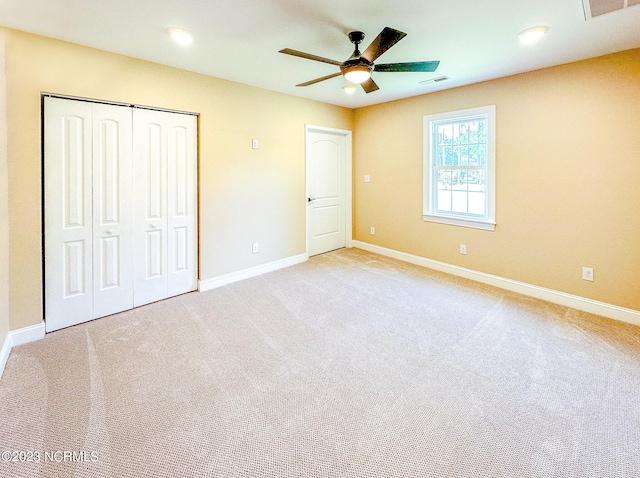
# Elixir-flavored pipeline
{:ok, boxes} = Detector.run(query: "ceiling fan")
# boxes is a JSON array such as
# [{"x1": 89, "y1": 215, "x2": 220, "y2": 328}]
[{"x1": 279, "y1": 27, "x2": 440, "y2": 93}]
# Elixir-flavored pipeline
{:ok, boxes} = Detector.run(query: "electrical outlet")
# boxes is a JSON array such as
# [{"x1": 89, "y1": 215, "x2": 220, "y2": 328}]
[
  {"x1": 370, "y1": 226, "x2": 375, "y2": 235},
  {"x1": 364, "y1": 175, "x2": 371, "y2": 183},
  {"x1": 252, "y1": 139, "x2": 259, "y2": 149},
  {"x1": 460, "y1": 244, "x2": 467, "y2": 255},
  {"x1": 252, "y1": 243, "x2": 259, "y2": 254},
  {"x1": 582, "y1": 267, "x2": 593, "y2": 282}
]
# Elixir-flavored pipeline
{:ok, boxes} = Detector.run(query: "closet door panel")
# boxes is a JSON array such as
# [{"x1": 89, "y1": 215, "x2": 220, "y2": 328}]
[
  {"x1": 167, "y1": 114, "x2": 198, "y2": 297},
  {"x1": 133, "y1": 109, "x2": 168, "y2": 307},
  {"x1": 44, "y1": 97, "x2": 94, "y2": 332},
  {"x1": 92, "y1": 104, "x2": 134, "y2": 318}
]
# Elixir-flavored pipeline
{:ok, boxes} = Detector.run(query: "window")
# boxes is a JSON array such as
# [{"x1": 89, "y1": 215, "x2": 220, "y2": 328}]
[{"x1": 423, "y1": 105, "x2": 496, "y2": 231}]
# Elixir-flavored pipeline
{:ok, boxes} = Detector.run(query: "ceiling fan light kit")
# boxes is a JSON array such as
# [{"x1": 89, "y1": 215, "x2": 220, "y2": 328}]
[
  {"x1": 280, "y1": 27, "x2": 440, "y2": 94},
  {"x1": 342, "y1": 64, "x2": 372, "y2": 83}
]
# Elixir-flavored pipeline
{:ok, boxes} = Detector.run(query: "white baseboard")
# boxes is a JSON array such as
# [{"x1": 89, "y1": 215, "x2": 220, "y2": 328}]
[
  {"x1": 0, "y1": 332, "x2": 11, "y2": 380},
  {"x1": 0, "y1": 321, "x2": 45, "y2": 380},
  {"x1": 353, "y1": 241, "x2": 640, "y2": 327},
  {"x1": 11, "y1": 321, "x2": 46, "y2": 347},
  {"x1": 199, "y1": 253, "x2": 308, "y2": 292}
]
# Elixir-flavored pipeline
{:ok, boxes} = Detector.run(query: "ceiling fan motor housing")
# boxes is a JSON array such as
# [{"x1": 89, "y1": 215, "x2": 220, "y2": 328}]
[
  {"x1": 348, "y1": 31, "x2": 366, "y2": 45},
  {"x1": 340, "y1": 57, "x2": 373, "y2": 76}
]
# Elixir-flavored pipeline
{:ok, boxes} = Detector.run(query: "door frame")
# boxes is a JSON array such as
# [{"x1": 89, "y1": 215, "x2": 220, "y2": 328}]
[{"x1": 305, "y1": 124, "x2": 353, "y2": 257}]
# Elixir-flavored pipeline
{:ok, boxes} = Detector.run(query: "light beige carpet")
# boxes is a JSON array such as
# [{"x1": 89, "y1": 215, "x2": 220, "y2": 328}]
[{"x1": 1, "y1": 248, "x2": 639, "y2": 477}]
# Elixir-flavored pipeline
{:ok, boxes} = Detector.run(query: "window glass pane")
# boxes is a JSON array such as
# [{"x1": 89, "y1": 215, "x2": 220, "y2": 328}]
[
  {"x1": 459, "y1": 169, "x2": 467, "y2": 186},
  {"x1": 444, "y1": 146, "x2": 455, "y2": 166},
  {"x1": 468, "y1": 192, "x2": 485, "y2": 215},
  {"x1": 478, "y1": 119, "x2": 487, "y2": 143},
  {"x1": 469, "y1": 144, "x2": 480, "y2": 166},
  {"x1": 437, "y1": 146, "x2": 446, "y2": 166},
  {"x1": 438, "y1": 124, "x2": 453, "y2": 145},
  {"x1": 463, "y1": 122, "x2": 470, "y2": 145},
  {"x1": 452, "y1": 146, "x2": 460, "y2": 166},
  {"x1": 437, "y1": 186, "x2": 452, "y2": 211},
  {"x1": 437, "y1": 169, "x2": 451, "y2": 190},
  {"x1": 461, "y1": 169, "x2": 481, "y2": 187},
  {"x1": 459, "y1": 145, "x2": 469, "y2": 166},
  {"x1": 477, "y1": 145, "x2": 487, "y2": 166},
  {"x1": 451, "y1": 190, "x2": 468, "y2": 213},
  {"x1": 451, "y1": 169, "x2": 461, "y2": 190},
  {"x1": 468, "y1": 121, "x2": 479, "y2": 143}
]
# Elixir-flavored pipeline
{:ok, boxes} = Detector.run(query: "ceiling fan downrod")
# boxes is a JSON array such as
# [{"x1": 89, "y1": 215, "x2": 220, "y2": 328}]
[{"x1": 348, "y1": 31, "x2": 365, "y2": 57}]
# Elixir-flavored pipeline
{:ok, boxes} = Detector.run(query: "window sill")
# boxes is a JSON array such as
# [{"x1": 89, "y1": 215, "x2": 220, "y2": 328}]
[{"x1": 422, "y1": 213, "x2": 496, "y2": 231}]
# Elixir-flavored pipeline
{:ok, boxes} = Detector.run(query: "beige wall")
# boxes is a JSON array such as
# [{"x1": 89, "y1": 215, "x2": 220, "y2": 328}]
[
  {"x1": 4, "y1": 28, "x2": 353, "y2": 330},
  {"x1": 354, "y1": 49, "x2": 640, "y2": 311},
  {"x1": 3, "y1": 26, "x2": 639, "y2": 333},
  {"x1": 0, "y1": 30, "x2": 9, "y2": 346}
]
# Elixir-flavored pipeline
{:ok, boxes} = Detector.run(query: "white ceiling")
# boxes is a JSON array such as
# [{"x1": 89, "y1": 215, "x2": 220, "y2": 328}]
[{"x1": 1, "y1": 0, "x2": 639, "y2": 108}]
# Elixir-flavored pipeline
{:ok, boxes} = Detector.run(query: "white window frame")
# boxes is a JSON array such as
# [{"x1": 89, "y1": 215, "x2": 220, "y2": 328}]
[{"x1": 423, "y1": 105, "x2": 496, "y2": 231}]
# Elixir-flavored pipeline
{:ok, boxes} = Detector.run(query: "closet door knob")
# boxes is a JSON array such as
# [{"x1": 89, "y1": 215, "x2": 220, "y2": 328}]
[
  {"x1": 150, "y1": 223, "x2": 157, "y2": 229},
  {"x1": 105, "y1": 229, "x2": 114, "y2": 235}
]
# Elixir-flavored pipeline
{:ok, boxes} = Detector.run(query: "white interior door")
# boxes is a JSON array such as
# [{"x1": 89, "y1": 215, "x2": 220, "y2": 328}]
[
  {"x1": 44, "y1": 97, "x2": 94, "y2": 332},
  {"x1": 133, "y1": 108, "x2": 197, "y2": 306},
  {"x1": 92, "y1": 104, "x2": 134, "y2": 318},
  {"x1": 307, "y1": 128, "x2": 349, "y2": 256}
]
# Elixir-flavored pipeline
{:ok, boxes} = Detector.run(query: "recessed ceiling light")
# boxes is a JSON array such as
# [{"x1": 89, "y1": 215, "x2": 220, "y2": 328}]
[
  {"x1": 342, "y1": 85, "x2": 357, "y2": 94},
  {"x1": 518, "y1": 26, "x2": 549, "y2": 45},
  {"x1": 167, "y1": 28, "x2": 193, "y2": 46}
]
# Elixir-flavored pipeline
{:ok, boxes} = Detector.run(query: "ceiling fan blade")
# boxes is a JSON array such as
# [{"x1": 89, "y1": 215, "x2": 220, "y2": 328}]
[
  {"x1": 374, "y1": 61, "x2": 440, "y2": 73},
  {"x1": 361, "y1": 77, "x2": 379, "y2": 94},
  {"x1": 361, "y1": 27, "x2": 407, "y2": 63},
  {"x1": 279, "y1": 48, "x2": 343, "y2": 66},
  {"x1": 296, "y1": 72, "x2": 342, "y2": 87}
]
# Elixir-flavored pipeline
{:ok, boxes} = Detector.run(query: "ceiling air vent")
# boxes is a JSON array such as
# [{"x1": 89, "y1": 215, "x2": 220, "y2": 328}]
[
  {"x1": 583, "y1": 0, "x2": 640, "y2": 19},
  {"x1": 420, "y1": 76, "x2": 450, "y2": 85}
]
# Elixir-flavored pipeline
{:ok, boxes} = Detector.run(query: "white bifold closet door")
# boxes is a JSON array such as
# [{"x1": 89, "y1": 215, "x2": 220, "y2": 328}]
[
  {"x1": 44, "y1": 98, "x2": 134, "y2": 331},
  {"x1": 132, "y1": 108, "x2": 198, "y2": 307},
  {"x1": 44, "y1": 97, "x2": 197, "y2": 333}
]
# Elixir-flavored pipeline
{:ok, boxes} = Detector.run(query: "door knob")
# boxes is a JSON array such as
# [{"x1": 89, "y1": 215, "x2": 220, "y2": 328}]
[
  {"x1": 308, "y1": 197, "x2": 317, "y2": 203},
  {"x1": 105, "y1": 229, "x2": 114, "y2": 235},
  {"x1": 150, "y1": 223, "x2": 157, "y2": 229}
]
